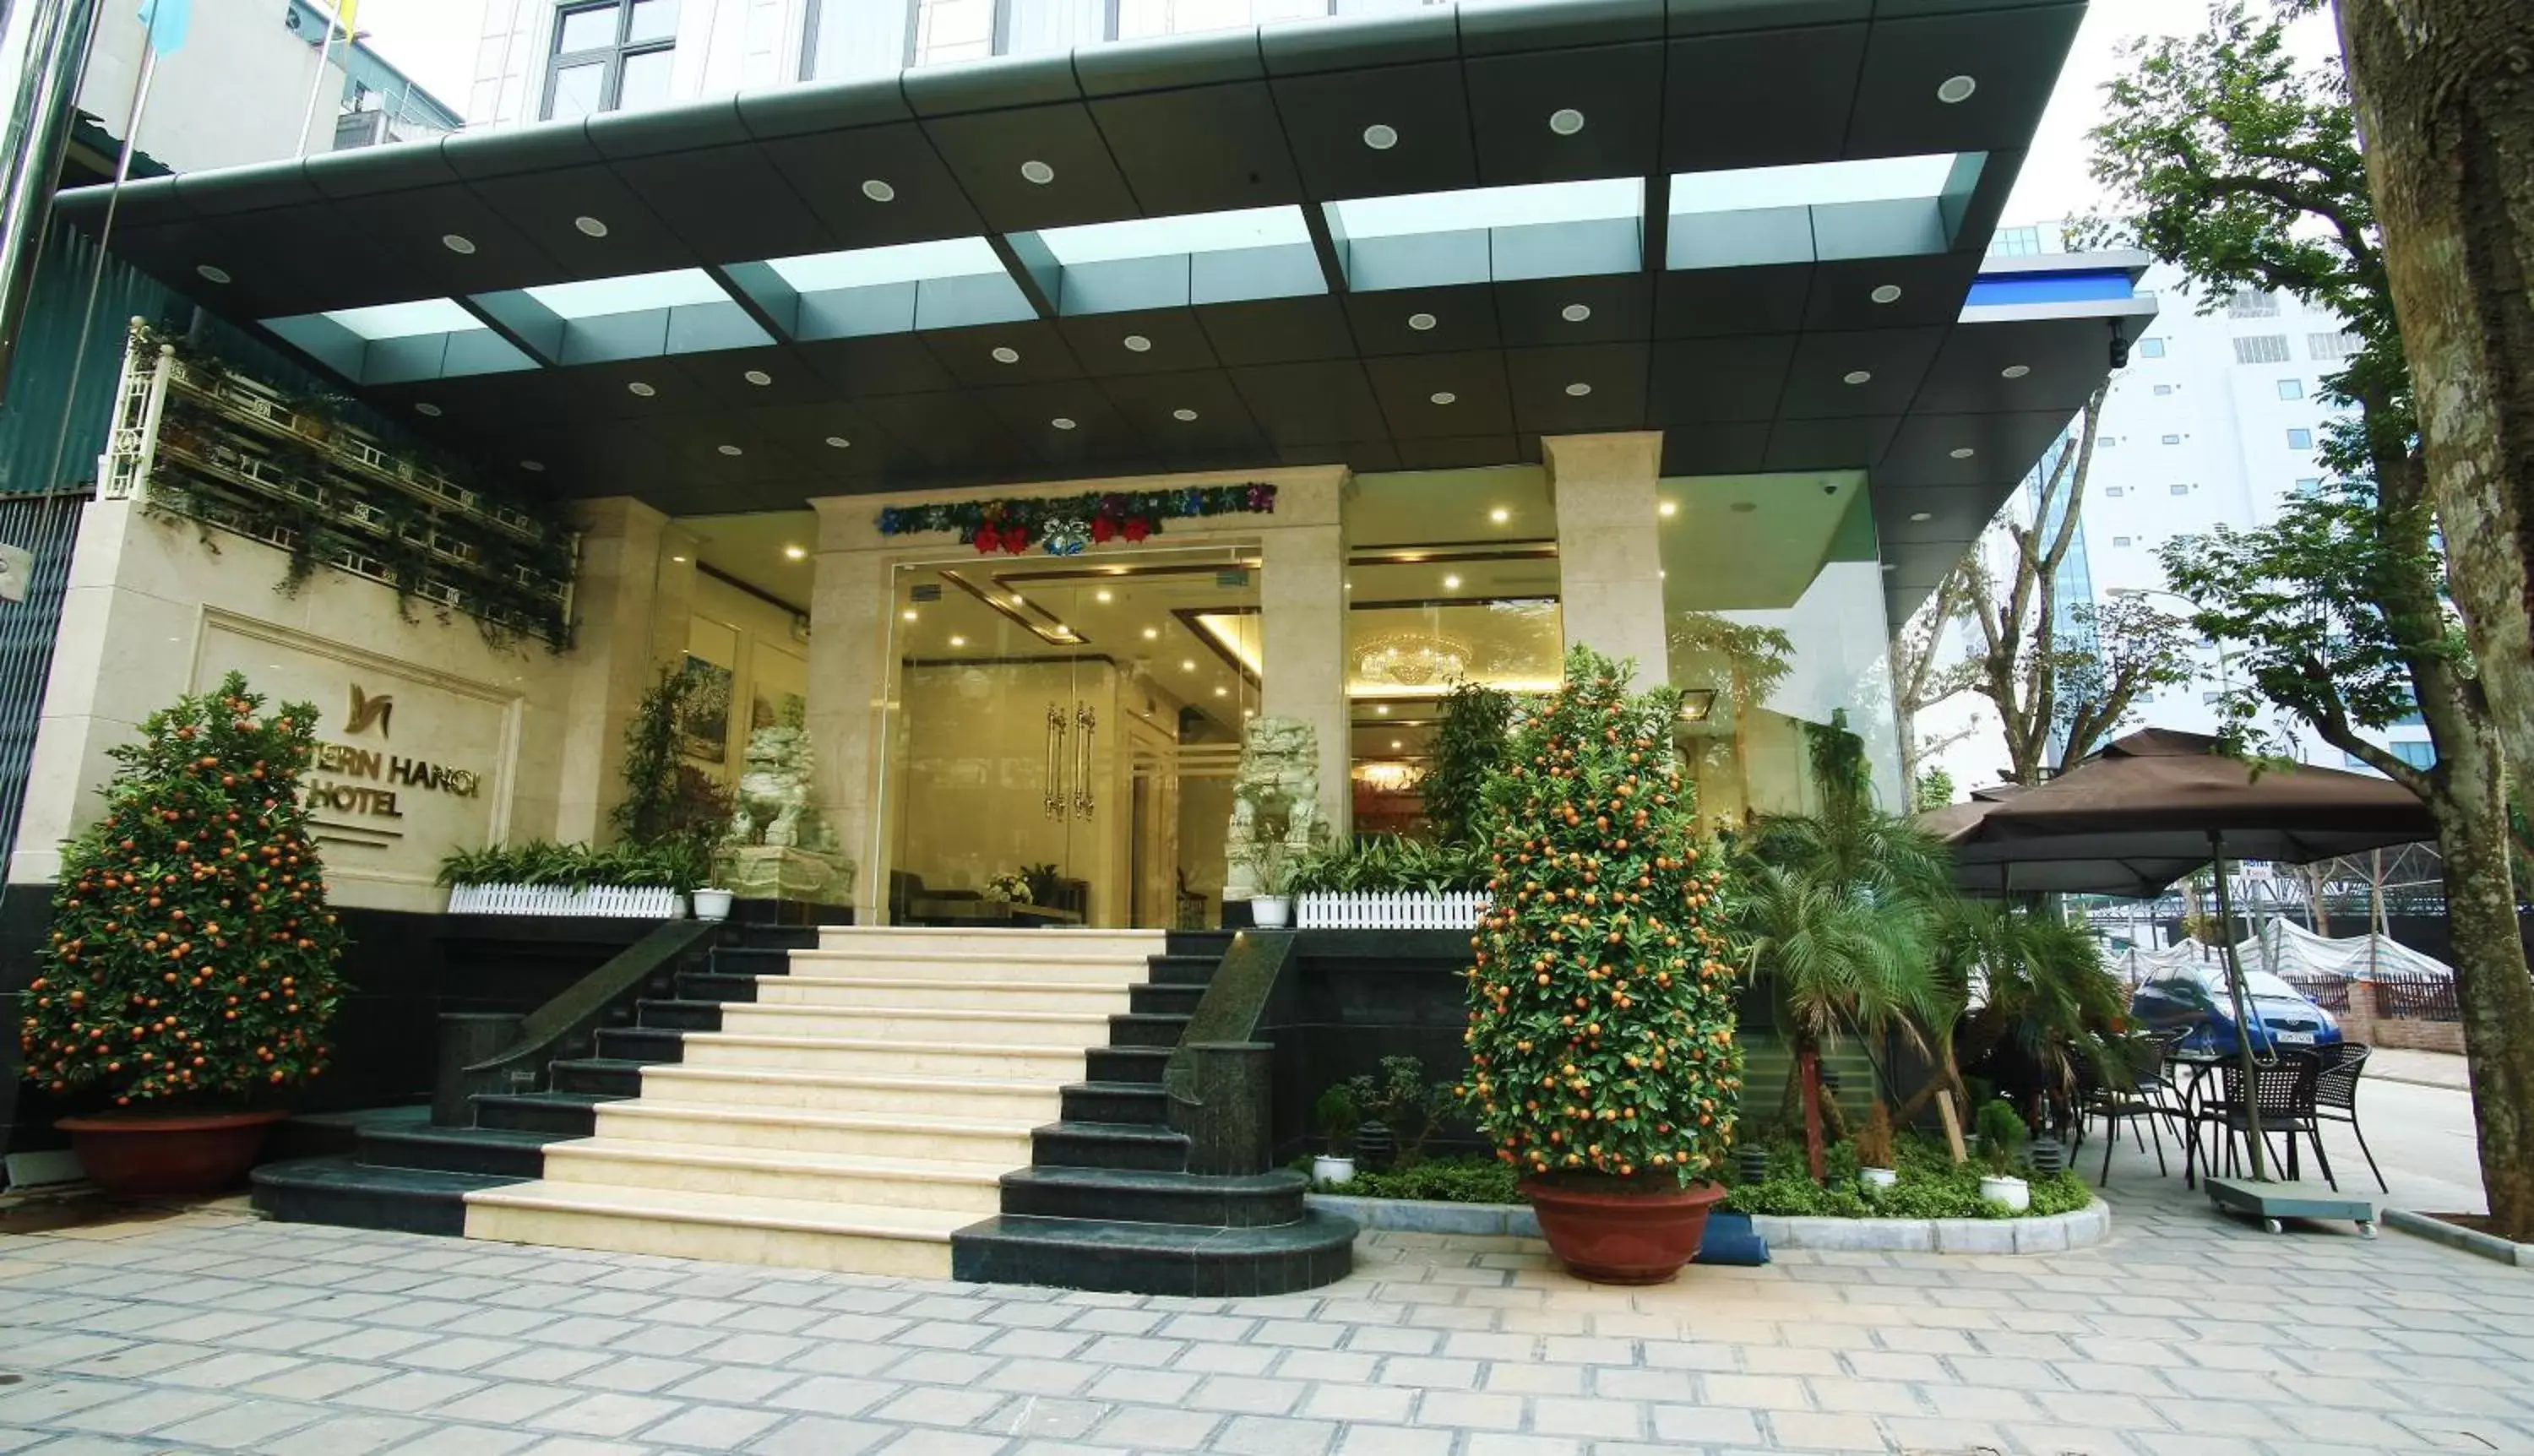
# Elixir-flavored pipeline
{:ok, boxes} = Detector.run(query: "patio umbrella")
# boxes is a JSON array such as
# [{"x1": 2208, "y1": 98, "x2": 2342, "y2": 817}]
[
  {"x1": 1948, "y1": 727, "x2": 2436, "y2": 1189},
  {"x1": 1919, "y1": 782, "x2": 2208, "y2": 897}
]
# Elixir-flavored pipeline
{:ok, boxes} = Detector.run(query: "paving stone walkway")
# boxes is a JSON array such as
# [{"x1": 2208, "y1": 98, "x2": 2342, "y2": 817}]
[{"x1": 2, "y1": 1142, "x2": 2530, "y2": 1456}]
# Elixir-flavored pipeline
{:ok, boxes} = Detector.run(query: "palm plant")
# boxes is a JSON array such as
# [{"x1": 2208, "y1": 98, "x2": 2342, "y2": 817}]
[{"x1": 1937, "y1": 902, "x2": 2131, "y2": 1132}]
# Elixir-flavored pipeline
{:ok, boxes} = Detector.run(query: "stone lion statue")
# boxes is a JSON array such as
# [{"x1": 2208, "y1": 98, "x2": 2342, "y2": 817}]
[
  {"x1": 1224, "y1": 715, "x2": 1322, "y2": 900},
  {"x1": 725, "y1": 724, "x2": 831, "y2": 851}
]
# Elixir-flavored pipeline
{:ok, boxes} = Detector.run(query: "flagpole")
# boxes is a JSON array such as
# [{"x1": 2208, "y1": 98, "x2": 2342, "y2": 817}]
[{"x1": 295, "y1": 3, "x2": 343, "y2": 159}]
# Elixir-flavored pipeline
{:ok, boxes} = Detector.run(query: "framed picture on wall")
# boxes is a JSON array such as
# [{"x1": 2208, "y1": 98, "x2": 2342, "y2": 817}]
[{"x1": 679, "y1": 655, "x2": 735, "y2": 761}]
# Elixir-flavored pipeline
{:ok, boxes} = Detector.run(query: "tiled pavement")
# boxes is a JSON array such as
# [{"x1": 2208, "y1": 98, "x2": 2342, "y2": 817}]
[{"x1": 3, "y1": 1144, "x2": 2530, "y2": 1456}]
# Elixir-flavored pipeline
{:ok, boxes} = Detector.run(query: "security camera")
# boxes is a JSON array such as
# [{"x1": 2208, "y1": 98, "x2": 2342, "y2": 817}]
[{"x1": 2109, "y1": 324, "x2": 2132, "y2": 371}]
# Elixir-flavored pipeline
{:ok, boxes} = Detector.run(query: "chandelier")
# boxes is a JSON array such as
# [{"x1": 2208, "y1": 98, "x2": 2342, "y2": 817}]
[{"x1": 1354, "y1": 630, "x2": 1472, "y2": 688}]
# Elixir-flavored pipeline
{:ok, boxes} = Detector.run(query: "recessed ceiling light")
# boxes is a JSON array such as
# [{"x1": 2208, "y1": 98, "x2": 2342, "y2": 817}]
[
  {"x1": 1010, "y1": 594, "x2": 1025, "y2": 604},
  {"x1": 1547, "y1": 107, "x2": 1585, "y2": 137},
  {"x1": 1909, "y1": 511, "x2": 1934, "y2": 523},
  {"x1": 1182, "y1": 659, "x2": 1197, "y2": 671},
  {"x1": 783, "y1": 545, "x2": 807, "y2": 560},
  {"x1": 1215, "y1": 686, "x2": 1230, "y2": 698},
  {"x1": 671, "y1": 554, "x2": 688, "y2": 562},
  {"x1": 1843, "y1": 370, "x2": 1873, "y2": 385},
  {"x1": 824, "y1": 436, "x2": 851, "y2": 448},
  {"x1": 2001, "y1": 364, "x2": 2032, "y2": 379},
  {"x1": 441, "y1": 234, "x2": 476, "y2": 255},
  {"x1": 1362, "y1": 123, "x2": 1399, "y2": 150},
  {"x1": 1443, "y1": 573, "x2": 1462, "y2": 589},
  {"x1": 1344, "y1": 580, "x2": 1352, "y2": 589},
  {"x1": 861, "y1": 179, "x2": 895, "y2": 203},
  {"x1": 1949, "y1": 447, "x2": 1977, "y2": 459},
  {"x1": 1123, "y1": 334, "x2": 1152, "y2": 352},
  {"x1": 992, "y1": 345, "x2": 1020, "y2": 364},
  {"x1": 1429, "y1": 391, "x2": 1457, "y2": 405},
  {"x1": 1658, "y1": 500, "x2": 1678, "y2": 518},
  {"x1": 902, "y1": 609, "x2": 919, "y2": 622},
  {"x1": 574, "y1": 215, "x2": 608, "y2": 237},
  {"x1": 1095, "y1": 589, "x2": 1113, "y2": 603},
  {"x1": 1407, "y1": 312, "x2": 1438, "y2": 332},
  {"x1": 1882, "y1": 562, "x2": 1899, "y2": 573},
  {"x1": 1564, "y1": 382, "x2": 1592, "y2": 397},
  {"x1": 1489, "y1": 508, "x2": 1510, "y2": 524},
  {"x1": 717, "y1": 444, "x2": 743, "y2": 456},
  {"x1": 195, "y1": 263, "x2": 231, "y2": 284},
  {"x1": 1173, "y1": 408, "x2": 1199, "y2": 422},
  {"x1": 519, "y1": 459, "x2": 545, "y2": 471},
  {"x1": 1560, "y1": 303, "x2": 1591, "y2": 323},
  {"x1": 1243, "y1": 708, "x2": 1255, "y2": 718},
  {"x1": 1870, "y1": 284, "x2": 1903, "y2": 304},
  {"x1": 1375, "y1": 704, "x2": 1389, "y2": 716},
  {"x1": 628, "y1": 381, "x2": 656, "y2": 397},
  {"x1": 743, "y1": 369, "x2": 773, "y2": 386},
  {"x1": 1020, "y1": 160, "x2": 1056, "y2": 185},
  {"x1": 1051, "y1": 416, "x2": 1077, "y2": 430},
  {"x1": 1142, "y1": 627, "x2": 1159, "y2": 640},
  {"x1": 1391, "y1": 739, "x2": 1405, "y2": 751},
  {"x1": 949, "y1": 634, "x2": 967, "y2": 647},
  {"x1": 1938, "y1": 75, "x2": 1978, "y2": 104},
  {"x1": 414, "y1": 402, "x2": 443, "y2": 416}
]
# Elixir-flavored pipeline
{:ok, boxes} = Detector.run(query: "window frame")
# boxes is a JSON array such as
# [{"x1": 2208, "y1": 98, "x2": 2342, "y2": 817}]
[
  {"x1": 2138, "y1": 338, "x2": 2167, "y2": 358},
  {"x1": 543, "y1": 0, "x2": 677, "y2": 120},
  {"x1": 2287, "y1": 427, "x2": 2314, "y2": 450}
]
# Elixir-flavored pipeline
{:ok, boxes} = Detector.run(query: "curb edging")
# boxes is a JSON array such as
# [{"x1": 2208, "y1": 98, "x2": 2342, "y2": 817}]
[
  {"x1": 2383, "y1": 1207, "x2": 2534, "y2": 1267},
  {"x1": 1305, "y1": 1193, "x2": 2112, "y2": 1254}
]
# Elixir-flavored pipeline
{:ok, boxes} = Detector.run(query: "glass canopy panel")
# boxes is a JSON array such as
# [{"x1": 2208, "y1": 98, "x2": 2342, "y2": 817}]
[
  {"x1": 523, "y1": 268, "x2": 732, "y2": 319},
  {"x1": 764, "y1": 238, "x2": 1008, "y2": 291},
  {"x1": 1668, "y1": 154, "x2": 1966, "y2": 215},
  {"x1": 1033, "y1": 207, "x2": 1310, "y2": 266},
  {"x1": 318, "y1": 299, "x2": 487, "y2": 340},
  {"x1": 1330, "y1": 178, "x2": 1643, "y2": 241}
]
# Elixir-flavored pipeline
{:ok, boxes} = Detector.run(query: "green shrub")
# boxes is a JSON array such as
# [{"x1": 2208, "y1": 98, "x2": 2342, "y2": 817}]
[
  {"x1": 1305, "y1": 1155, "x2": 1521, "y2": 1204},
  {"x1": 1721, "y1": 1129, "x2": 2088, "y2": 1220},
  {"x1": 1288, "y1": 835, "x2": 1487, "y2": 894},
  {"x1": 437, "y1": 839, "x2": 706, "y2": 893}
]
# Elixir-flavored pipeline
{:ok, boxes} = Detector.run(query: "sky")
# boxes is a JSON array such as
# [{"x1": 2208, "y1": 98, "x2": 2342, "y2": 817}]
[{"x1": 346, "y1": 0, "x2": 2349, "y2": 227}]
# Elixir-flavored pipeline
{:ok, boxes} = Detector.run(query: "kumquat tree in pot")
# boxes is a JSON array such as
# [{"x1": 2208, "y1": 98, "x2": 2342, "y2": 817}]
[
  {"x1": 19, "y1": 671, "x2": 348, "y2": 1197},
  {"x1": 1460, "y1": 644, "x2": 1744, "y2": 1284}
]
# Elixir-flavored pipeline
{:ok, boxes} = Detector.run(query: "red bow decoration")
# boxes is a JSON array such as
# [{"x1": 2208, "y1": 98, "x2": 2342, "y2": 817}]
[
  {"x1": 1122, "y1": 517, "x2": 1152, "y2": 542},
  {"x1": 1091, "y1": 516, "x2": 1117, "y2": 543},
  {"x1": 1002, "y1": 524, "x2": 1032, "y2": 554},
  {"x1": 972, "y1": 524, "x2": 1002, "y2": 554}
]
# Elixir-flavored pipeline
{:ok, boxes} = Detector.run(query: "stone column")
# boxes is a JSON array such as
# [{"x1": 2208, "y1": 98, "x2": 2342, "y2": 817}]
[
  {"x1": 806, "y1": 502, "x2": 894, "y2": 915},
  {"x1": 1545, "y1": 431, "x2": 1670, "y2": 686},
  {"x1": 1259, "y1": 516, "x2": 1350, "y2": 842},
  {"x1": 552, "y1": 500, "x2": 692, "y2": 843}
]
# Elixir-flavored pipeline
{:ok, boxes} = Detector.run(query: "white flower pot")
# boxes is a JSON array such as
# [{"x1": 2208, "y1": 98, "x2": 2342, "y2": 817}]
[
  {"x1": 1980, "y1": 1174, "x2": 2031, "y2": 1212},
  {"x1": 692, "y1": 888, "x2": 735, "y2": 921},
  {"x1": 1312, "y1": 1154, "x2": 1355, "y2": 1187},
  {"x1": 1251, "y1": 895, "x2": 1291, "y2": 928},
  {"x1": 1858, "y1": 1166, "x2": 1897, "y2": 1193}
]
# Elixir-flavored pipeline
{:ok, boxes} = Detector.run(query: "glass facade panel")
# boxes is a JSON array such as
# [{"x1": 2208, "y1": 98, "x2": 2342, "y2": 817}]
[
  {"x1": 913, "y1": 0, "x2": 996, "y2": 64},
  {"x1": 547, "y1": 60, "x2": 606, "y2": 119},
  {"x1": 617, "y1": 48, "x2": 676, "y2": 111},
  {"x1": 626, "y1": 0, "x2": 679, "y2": 42},
  {"x1": 557, "y1": 3, "x2": 621, "y2": 52}
]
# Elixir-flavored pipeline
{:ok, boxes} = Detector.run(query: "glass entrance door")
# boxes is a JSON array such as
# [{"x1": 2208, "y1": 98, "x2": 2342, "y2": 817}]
[{"x1": 873, "y1": 544, "x2": 1263, "y2": 927}]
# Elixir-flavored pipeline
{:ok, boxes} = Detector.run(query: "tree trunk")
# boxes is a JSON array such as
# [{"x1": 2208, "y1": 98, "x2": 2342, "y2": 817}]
[
  {"x1": 2336, "y1": 0, "x2": 2534, "y2": 805},
  {"x1": 2424, "y1": 738, "x2": 2534, "y2": 1243},
  {"x1": 1798, "y1": 1041, "x2": 1825, "y2": 1184}
]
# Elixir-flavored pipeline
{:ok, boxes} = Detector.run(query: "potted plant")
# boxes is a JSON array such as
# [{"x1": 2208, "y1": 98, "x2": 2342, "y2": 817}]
[
  {"x1": 982, "y1": 871, "x2": 1031, "y2": 905},
  {"x1": 1854, "y1": 1102, "x2": 1897, "y2": 1193},
  {"x1": 1976, "y1": 1098, "x2": 2031, "y2": 1211},
  {"x1": 1313, "y1": 1085, "x2": 1360, "y2": 1187},
  {"x1": 21, "y1": 672, "x2": 348, "y2": 1197},
  {"x1": 1463, "y1": 645, "x2": 1744, "y2": 1285},
  {"x1": 1249, "y1": 836, "x2": 1297, "y2": 929}
]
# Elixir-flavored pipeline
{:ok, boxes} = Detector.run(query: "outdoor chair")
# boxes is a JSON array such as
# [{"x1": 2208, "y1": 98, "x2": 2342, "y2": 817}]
[
  {"x1": 2181, "y1": 1052, "x2": 2331, "y2": 1189},
  {"x1": 2080, "y1": 1036, "x2": 2174, "y2": 1186},
  {"x1": 2312, "y1": 1042, "x2": 2389, "y2": 1193}
]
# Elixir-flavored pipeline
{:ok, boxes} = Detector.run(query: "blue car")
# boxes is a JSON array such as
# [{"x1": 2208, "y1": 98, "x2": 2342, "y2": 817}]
[{"x1": 2129, "y1": 964, "x2": 2342, "y2": 1057}]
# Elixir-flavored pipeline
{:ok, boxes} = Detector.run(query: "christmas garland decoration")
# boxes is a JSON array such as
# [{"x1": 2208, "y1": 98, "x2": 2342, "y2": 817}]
[{"x1": 875, "y1": 484, "x2": 1276, "y2": 556}]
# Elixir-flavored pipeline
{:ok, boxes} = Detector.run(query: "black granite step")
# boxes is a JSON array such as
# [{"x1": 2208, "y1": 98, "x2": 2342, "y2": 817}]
[
  {"x1": 595, "y1": 1024, "x2": 685, "y2": 1062},
  {"x1": 729, "y1": 925, "x2": 820, "y2": 951},
  {"x1": 1032, "y1": 1120, "x2": 1188, "y2": 1173},
  {"x1": 634, "y1": 997, "x2": 723, "y2": 1032},
  {"x1": 712, "y1": 945, "x2": 795, "y2": 976},
  {"x1": 357, "y1": 1124, "x2": 559, "y2": 1179},
  {"x1": 677, "y1": 970, "x2": 759, "y2": 1002},
  {"x1": 1165, "y1": 930, "x2": 1236, "y2": 958},
  {"x1": 1107, "y1": 1013, "x2": 1190, "y2": 1049},
  {"x1": 549, "y1": 1057, "x2": 649, "y2": 1097},
  {"x1": 1130, "y1": 983, "x2": 1204, "y2": 1016},
  {"x1": 1145, "y1": 954, "x2": 1222, "y2": 987},
  {"x1": 998, "y1": 1166, "x2": 1308, "y2": 1228},
  {"x1": 951, "y1": 1210, "x2": 1357, "y2": 1296},
  {"x1": 1062, "y1": 1080, "x2": 1169, "y2": 1126},
  {"x1": 1086, "y1": 1046, "x2": 1172, "y2": 1084},
  {"x1": 471, "y1": 1090, "x2": 615, "y2": 1137},
  {"x1": 253, "y1": 1155, "x2": 524, "y2": 1238}
]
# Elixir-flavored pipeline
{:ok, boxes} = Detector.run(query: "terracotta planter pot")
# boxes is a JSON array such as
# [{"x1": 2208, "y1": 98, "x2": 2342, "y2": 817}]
[
  {"x1": 55, "y1": 1109, "x2": 286, "y2": 1198},
  {"x1": 1521, "y1": 1175, "x2": 1728, "y2": 1285}
]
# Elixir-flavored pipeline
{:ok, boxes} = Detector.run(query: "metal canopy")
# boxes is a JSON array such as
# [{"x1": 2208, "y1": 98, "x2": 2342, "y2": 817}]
[{"x1": 52, "y1": 0, "x2": 2138, "y2": 625}]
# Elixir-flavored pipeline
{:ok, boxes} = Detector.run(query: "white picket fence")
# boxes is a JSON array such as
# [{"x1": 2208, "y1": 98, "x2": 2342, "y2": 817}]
[
  {"x1": 1297, "y1": 890, "x2": 1489, "y2": 931},
  {"x1": 447, "y1": 883, "x2": 687, "y2": 919}
]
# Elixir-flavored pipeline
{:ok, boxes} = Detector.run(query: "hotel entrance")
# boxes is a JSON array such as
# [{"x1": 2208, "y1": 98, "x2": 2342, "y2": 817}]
[{"x1": 872, "y1": 545, "x2": 1264, "y2": 928}]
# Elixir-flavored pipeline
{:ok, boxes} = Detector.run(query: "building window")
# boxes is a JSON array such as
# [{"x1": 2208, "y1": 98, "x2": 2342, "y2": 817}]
[
  {"x1": 2389, "y1": 740, "x2": 2436, "y2": 769},
  {"x1": 1988, "y1": 226, "x2": 2042, "y2": 258},
  {"x1": 2161, "y1": 434, "x2": 2183, "y2": 445},
  {"x1": 2233, "y1": 334, "x2": 2292, "y2": 365},
  {"x1": 2153, "y1": 384, "x2": 2174, "y2": 396},
  {"x1": 2105, "y1": 486, "x2": 2125, "y2": 497},
  {"x1": 2293, "y1": 477, "x2": 2323, "y2": 495},
  {"x1": 2203, "y1": 691, "x2": 2223, "y2": 704},
  {"x1": 2169, "y1": 483, "x2": 2191, "y2": 495},
  {"x1": 2101, "y1": 437, "x2": 2118, "y2": 448},
  {"x1": 2310, "y1": 330, "x2": 2363, "y2": 361},
  {"x1": 2287, "y1": 428, "x2": 2314, "y2": 449},
  {"x1": 544, "y1": 0, "x2": 677, "y2": 118},
  {"x1": 2227, "y1": 289, "x2": 2280, "y2": 318},
  {"x1": 2277, "y1": 378, "x2": 2304, "y2": 400},
  {"x1": 2113, "y1": 535, "x2": 2134, "y2": 547},
  {"x1": 2139, "y1": 338, "x2": 2167, "y2": 359},
  {"x1": 910, "y1": 0, "x2": 997, "y2": 66}
]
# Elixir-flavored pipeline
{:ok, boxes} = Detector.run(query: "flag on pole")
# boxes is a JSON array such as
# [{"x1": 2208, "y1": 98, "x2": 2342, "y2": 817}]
[
  {"x1": 136, "y1": 0, "x2": 191, "y2": 57},
  {"x1": 336, "y1": 0, "x2": 360, "y2": 32}
]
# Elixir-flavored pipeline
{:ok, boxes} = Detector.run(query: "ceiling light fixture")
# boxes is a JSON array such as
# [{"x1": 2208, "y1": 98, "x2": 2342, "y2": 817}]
[
  {"x1": 1182, "y1": 659, "x2": 1196, "y2": 671},
  {"x1": 949, "y1": 634, "x2": 967, "y2": 647},
  {"x1": 628, "y1": 381, "x2": 656, "y2": 397},
  {"x1": 1937, "y1": 74, "x2": 1978, "y2": 104},
  {"x1": 1215, "y1": 686, "x2": 1230, "y2": 698},
  {"x1": 718, "y1": 444, "x2": 743, "y2": 456},
  {"x1": 783, "y1": 545, "x2": 807, "y2": 560},
  {"x1": 1362, "y1": 122, "x2": 1399, "y2": 150},
  {"x1": 1123, "y1": 334, "x2": 1152, "y2": 352},
  {"x1": 2001, "y1": 364, "x2": 2031, "y2": 379},
  {"x1": 1429, "y1": 391, "x2": 1457, "y2": 405},
  {"x1": 743, "y1": 369, "x2": 773, "y2": 386},
  {"x1": 903, "y1": 609, "x2": 919, "y2": 622},
  {"x1": 1870, "y1": 284, "x2": 1903, "y2": 304},
  {"x1": 1909, "y1": 511, "x2": 1933, "y2": 522},
  {"x1": 1009, "y1": 594, "x2": 1025, "y2": 604},
  {"x1": 1489, "y1": 508, "x2": 1510, "y2": 524},
  {"x1": 1882, "y1": 562, "x2": 1898, "y2": 573},
  {"x1": 992, "y1": 345, "x2": 1020, "y2": 364},
  {"x1": 441, "y1": 234, "x2": 476, "y2": 255},
  {"x1": 1375, "y1": 704, "x2": 1389, "y2": 715},
  {"x1": 519, "y1": 459, "x2": 545, "y2": 472},
  {"x1": 1142, "y1": 627, "x2": 1159, "y2": 640},
  {"x1": 1844, "y1": 370, "x2": 1873, "y2": 385},
  {"x1": 1020, "y1": 160, "x2": 1056, "y2": 185},
  {"x1": 671, "y1": 554, "x2": 688, "y2": 562},
  {"x1": 861, "y1": 179, "x2": 895, "y2": 203},
  {"x1": 1564, "y1": 382, "x2": 1592, "y2": 397},
  {"x1": 1391, "y1": 739, "x2": 1405, "y2": 751},
  {"x1": 1442, "y1": 573, "x2": 1462, "y2": 590},
  {"x1": 1547, "y1": 107, "x2": 1585, "y2": 136},
  {"x1": 1051, "y1": 416, "x2": 1077, "y2": 430},
  {"x1": 1560, "y1": 302, "x2": 1591, "y2": 323},
  {"x1": 1949, "y1": 447, "x2": 1977, "y2": 459},
  {"x1": 1407, "y1": 312, "x2": 1438, "y2": 331},
  {"x1": 1095, "y1": 589, "x2": 1113, "y2": 602},
  {"x1": 824, "y1": 436, "x2": 851, "y2": 448},
  {"x1": 574, "y1": 215, "x2": 609, "y2": 237},
  {"x1": 195, "y1": 263, "x2": 231, "y2": 284},
  {"x1": 414, "y1": 402, "x2": 443, "y2": 416},
  {"x1": 1658, "y1": 500, "x2": 1678, "y2": 518},
  {"x1": 1172, "y1": 408, "x2": 1199, "y2": 421}
]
